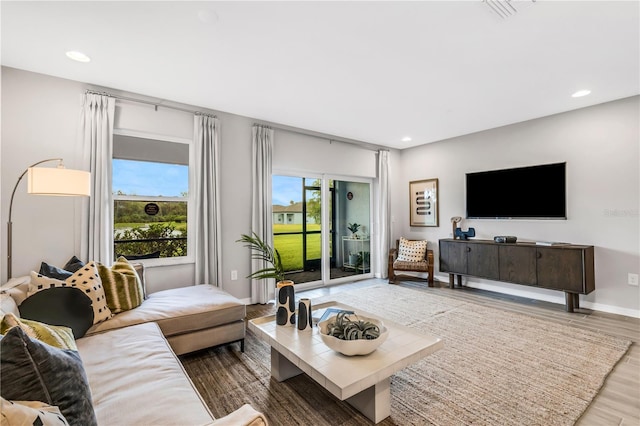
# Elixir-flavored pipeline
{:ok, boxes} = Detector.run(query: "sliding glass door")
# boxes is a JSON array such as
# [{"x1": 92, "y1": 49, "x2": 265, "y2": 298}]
[{"x1": 273, "y1": 174, "x2": 371, "y2": 287}]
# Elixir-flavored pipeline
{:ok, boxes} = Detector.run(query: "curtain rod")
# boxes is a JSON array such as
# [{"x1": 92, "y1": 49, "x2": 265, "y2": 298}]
[
  {"x1": 85, "y1": 90, "x2": 216, "y2": 118},
  {"x1": 253, "y1": 122, "x2": 388, "y2": 153}
]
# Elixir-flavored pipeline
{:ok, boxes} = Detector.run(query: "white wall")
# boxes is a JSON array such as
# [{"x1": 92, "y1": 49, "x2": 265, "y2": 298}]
[
  {"x1": 394, "y1": 96, "x2": 640, "y2": 317},
  {"x1": 3, "y1": 67, "x2": 637, "y2": 316},
  {"x1": 1, "y1": 67, "x2": 385, "y2": 298}
]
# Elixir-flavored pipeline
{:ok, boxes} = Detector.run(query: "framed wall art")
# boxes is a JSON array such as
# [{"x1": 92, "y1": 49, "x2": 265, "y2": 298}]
[{"x1": 409, "y1": 178, "x2": 439, "y2": 227}]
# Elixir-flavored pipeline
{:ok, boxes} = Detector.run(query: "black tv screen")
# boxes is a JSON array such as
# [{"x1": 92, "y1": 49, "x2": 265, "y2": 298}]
[{"x1": 466, "y1": 162, "x2": 566, "y2": 219}]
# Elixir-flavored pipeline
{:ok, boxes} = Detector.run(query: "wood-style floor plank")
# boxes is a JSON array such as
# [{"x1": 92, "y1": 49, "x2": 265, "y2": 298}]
[{"x1": 292, "y1": 278, "x2": 640, "y2": 426}]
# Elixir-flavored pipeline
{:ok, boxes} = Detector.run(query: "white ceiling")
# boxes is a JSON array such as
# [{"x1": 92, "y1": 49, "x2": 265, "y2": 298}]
[{"x1": 2, "y1": 1, "x2": 638, "y2": 149}]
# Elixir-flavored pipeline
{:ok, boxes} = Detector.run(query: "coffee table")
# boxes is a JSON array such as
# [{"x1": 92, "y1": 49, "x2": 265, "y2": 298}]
[{"x1": 248, "y1": 301, "x2": 443, "y2": 423}]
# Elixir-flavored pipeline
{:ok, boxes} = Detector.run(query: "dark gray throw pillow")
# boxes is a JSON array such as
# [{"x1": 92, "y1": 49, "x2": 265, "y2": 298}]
[
  {"x1": 19, "y1": 287, "x2": 94, "y2": 338},
  {"x1": 63, "y1": 255, "x2": 85, "y2": 273},
  {"x1": 119, "y1": 251, "x2": 161, "y2": 260},
  {"x1": 0, "y1": 327, "x2": 97, "y2": 426},
  {"x1": 39, "y1": 256, "x2": 86, "y2": 279},
  {"x1": 39, "y1": 262, "x2": 74, "y2": 280}
]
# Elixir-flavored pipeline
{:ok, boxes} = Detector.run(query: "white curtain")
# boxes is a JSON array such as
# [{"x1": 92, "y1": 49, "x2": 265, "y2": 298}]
[
  {"x1": 376, "y1": 150, "x2": 391, "y2": 278},
  {"x1": 251, "y1": 125, "x2": 274, "y2": 304},
  {"x1": 194, "y1": 114, "x2": 222, "y2": 285},
  {"x1": 80, "y1": 93, "x2": 116, "y2": 264}
]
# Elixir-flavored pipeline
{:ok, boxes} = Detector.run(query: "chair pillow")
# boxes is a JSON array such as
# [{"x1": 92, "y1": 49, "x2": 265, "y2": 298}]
[
  {"x1": 397, "y1": 237, "x2": 427, "y2": 262},
  {"x1": 0, "y1": 327, "x2": 97, "y2": 426},
  {"x1": 28, "y1": 262, "x2": 112, "y2": 325},
  {"x1": 97, "y1": 256, "x2": 144, "y2": 314},
  {"x1": 1, "y1": 312, "x2": 77, "y2": 350}
]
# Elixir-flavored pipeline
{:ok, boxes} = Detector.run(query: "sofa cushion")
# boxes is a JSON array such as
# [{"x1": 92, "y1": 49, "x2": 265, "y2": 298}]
[
  {"x1": 97, "y1": 257, "x2": 144, "y2": 314},
  {"x1": 0, "y1": 327, "x2": 97, "y2": 426},
  {"x1": 1, "y1": 312, "x2": 77, "y2": 350},
  {"x1": 76, "y1": 322, "x2": 215, "y2": 426},
  {"x1": 0, "y1": 397, "x2": 69, "y2": 426},
  {"x1": 86, "y1": 285, "x2": 245, "y2": 338}
]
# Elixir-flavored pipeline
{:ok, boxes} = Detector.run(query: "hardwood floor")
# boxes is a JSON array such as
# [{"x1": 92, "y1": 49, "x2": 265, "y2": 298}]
[{"x1": 292, "y1": 278, "x2": 640, "y2": 426}]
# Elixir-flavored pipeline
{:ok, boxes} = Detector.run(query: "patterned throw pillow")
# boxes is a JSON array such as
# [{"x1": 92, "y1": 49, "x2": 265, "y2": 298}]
[
  {"x1": 0, "y1": 397, "x2": 69, "y2": 426},
  {"x1": 29, "y1": 262, "x2": 112, "y2": 325},
  {"x1": 1, "y1": 313, "x2": 76, "y2": 350},
  {"x1": 0, "y1": 327, "x2": 97, "y2": 426},
  {"x1": 97, "y1": 256, "x2": 144, "y2": 314},
  {"x1": 397, "y1": 237, "x2": 427, "y2": 262}
]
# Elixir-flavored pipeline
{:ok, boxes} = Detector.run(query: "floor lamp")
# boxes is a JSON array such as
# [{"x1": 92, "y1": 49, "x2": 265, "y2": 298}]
[{"x1": 7, "y1": 158, "x2": 91, "y2": 279}]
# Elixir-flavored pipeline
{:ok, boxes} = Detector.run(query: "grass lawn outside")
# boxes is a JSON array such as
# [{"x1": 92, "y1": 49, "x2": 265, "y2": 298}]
[{"x1": 274, "y1": 224, "x2": 322, "y2": 271}]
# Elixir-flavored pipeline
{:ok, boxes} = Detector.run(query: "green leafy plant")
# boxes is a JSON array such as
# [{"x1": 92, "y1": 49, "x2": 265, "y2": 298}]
[
  {"x1": 326, "y1": 311, "x2": 381, "y2": 341},
  {"x1": 237, "y1": 232, "x2": 286, "y2": 282},
  {"x1": 347, "y1": 223, "x2": 361, "y2": 234}
]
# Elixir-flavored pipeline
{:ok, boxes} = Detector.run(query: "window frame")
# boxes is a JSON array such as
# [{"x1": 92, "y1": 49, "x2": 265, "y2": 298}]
[{"x1": 112, "y1": 129, "x2": 195, "y2": 266}]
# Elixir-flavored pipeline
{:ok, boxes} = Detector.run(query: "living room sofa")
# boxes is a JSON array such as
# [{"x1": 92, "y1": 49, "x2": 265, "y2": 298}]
[{"x1": 1, "y1": 275, "x2": 267, "y2": 425}]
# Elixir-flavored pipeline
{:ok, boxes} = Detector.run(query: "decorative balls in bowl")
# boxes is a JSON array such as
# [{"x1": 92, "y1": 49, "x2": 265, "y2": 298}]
[{"x1": 318, "y1": 311, "x2": 389, "y2": 356}]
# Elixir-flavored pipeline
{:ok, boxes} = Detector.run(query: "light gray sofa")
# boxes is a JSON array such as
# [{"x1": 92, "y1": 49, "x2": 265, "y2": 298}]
[{"x1": 1, "y1": 277, "x2": 267, "y2": 426}]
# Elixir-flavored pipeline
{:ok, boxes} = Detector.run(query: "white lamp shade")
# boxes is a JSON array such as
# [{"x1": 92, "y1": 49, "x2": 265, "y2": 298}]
[{"x1": 27, "y1": 167, "x2": 91, "y2": 196}]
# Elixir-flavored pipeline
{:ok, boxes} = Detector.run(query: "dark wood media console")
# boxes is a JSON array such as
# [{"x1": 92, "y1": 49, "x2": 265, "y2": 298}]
[{"x1": 438, "y1": 239, "x2": 595, "y2": 313}]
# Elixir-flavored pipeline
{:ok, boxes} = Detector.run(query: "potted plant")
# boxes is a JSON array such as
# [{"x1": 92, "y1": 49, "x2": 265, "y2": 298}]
[
  {"x1": 237, "y1": 232, "x2": 291, "y2": 286},
  {"x1": 347, "y1": 222, "x2": 361, "y2": 239}
]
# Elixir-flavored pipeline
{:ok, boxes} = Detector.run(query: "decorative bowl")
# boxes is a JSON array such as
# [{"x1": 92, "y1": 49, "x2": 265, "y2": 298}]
[{"x1": 318, "y1": 316, "x2": 388, "y2": 356}]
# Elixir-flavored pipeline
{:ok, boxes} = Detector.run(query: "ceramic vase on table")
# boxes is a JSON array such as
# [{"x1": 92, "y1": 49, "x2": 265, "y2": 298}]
[
  {"x1": 297, "y1": 298, "x2": 313, "y2": 331},
  {"x1": 276, "y1": 280, "x2": 295, "y2": 326}
]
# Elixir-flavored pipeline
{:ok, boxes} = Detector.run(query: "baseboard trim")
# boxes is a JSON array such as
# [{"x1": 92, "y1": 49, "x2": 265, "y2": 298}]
[{"x1": 434, "y1": 274, "x2": 640, "y2": 319}]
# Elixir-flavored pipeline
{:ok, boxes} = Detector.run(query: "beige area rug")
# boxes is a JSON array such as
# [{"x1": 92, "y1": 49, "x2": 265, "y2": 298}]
[{"x1": 181, "y1": 285, "x2": 631, "y2": 425}]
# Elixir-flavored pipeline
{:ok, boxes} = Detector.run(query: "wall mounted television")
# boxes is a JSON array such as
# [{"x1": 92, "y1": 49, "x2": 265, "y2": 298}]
[{"x1": 466, "y1": 162, "x2": 567, "y2": 219}]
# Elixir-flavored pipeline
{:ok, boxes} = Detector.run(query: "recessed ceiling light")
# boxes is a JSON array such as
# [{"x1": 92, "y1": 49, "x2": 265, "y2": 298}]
[
  {"x1": 66, "y1": 51, "x2": 91, "y2": 63},
  {"x1": 401, "y1": 136, "x2": 412, "y2": 142},
  {"x1": 571, "y1": 89, "x2": 591, "y2": 98}
]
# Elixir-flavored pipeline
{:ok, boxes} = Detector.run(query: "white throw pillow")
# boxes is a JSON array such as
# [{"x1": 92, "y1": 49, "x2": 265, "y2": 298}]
[{"x1": 397, "y1": 237, "x2": 427, "y2": 262}]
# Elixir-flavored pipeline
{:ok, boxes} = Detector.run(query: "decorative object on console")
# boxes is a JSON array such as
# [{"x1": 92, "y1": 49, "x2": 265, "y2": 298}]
[
  {"x1": 297, "y1": 298, "x2": 313, "y2": 331},
  {"x1": 450, "y1": 216, "x2": 462, "y2": 239},
  {"x1": 6, "y1": 158, "x2": 90, "y2": 280},
  {"x1": 409, "y1": 178, "x2": 439, "y2": 227},
  {"x1": 494, "y1": 236, "x2": 517, "y2": 243},
  {"x1": 276, "y1": 281, "x2": 296, "y2": 326},
  {"x1": 455, "y1": 227, "x2": 476, "y2": 240}
]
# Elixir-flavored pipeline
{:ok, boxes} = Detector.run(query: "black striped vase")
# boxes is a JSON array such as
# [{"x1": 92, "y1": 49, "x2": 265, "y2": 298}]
[
  {"x1": 276, "y1": 281, "x2": 296, "y2": 326},
  {"x1": 297, "y1": 298, "x2": 313, "y2": 331}
]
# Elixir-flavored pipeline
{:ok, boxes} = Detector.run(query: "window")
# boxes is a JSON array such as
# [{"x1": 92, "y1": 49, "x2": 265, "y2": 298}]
[{"x1": 112, "y1": 134, "x2": 191, "y2": 261}]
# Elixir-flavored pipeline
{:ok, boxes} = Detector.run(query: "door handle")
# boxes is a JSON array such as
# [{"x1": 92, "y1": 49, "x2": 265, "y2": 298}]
[
  {"x1": 537, "y1": 251, "x2": 542, "y2": 259},
  {"x1": 466, "y1": 247, "x2": 471, "y2": 252}
]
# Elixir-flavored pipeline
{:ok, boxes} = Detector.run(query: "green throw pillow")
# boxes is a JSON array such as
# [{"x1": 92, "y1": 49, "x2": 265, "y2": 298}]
[
  {"x1": 97, "y1": 256, "x2": 144, "y2": 314},
  {"x1": 1, "y1": 313, "x2": 76, "y2": 351}
]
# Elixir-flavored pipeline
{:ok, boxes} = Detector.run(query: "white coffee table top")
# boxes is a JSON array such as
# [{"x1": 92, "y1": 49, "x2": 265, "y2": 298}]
[{"x1": 248, "y1": 301, "x2": 443, "y2": 400}]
